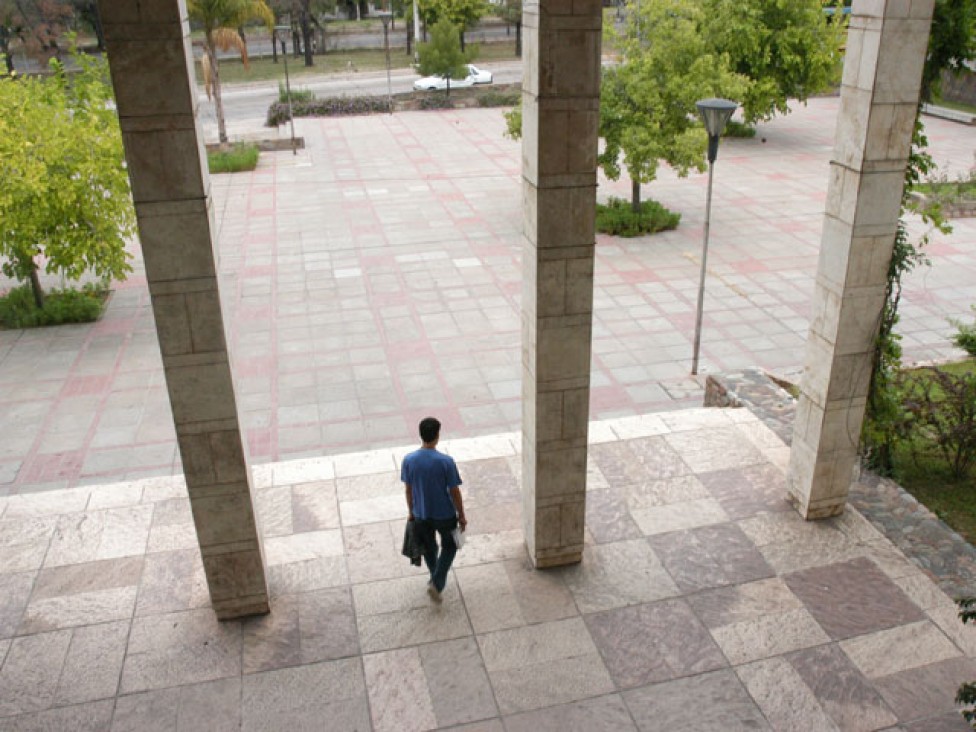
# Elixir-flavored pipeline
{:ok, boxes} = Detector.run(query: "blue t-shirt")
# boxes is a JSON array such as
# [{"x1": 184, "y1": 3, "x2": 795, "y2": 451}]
[{"x1": 401, "y1": 448, "x2": 462, "y2": 520}]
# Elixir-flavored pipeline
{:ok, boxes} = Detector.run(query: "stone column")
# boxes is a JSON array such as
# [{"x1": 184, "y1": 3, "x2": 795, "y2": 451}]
[
  {"x1": 520, "y1": 0, "x2": 602, "y2": 566},
  {"x1": 787, "y1": 0, "x2": 934, "y2": 519},
  {"x1": 101, "y1": 0, "x2": 270, "y2": 618}
]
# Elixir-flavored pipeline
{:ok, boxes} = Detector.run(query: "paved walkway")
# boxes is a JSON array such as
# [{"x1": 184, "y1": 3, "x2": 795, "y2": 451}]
[
  {"x1": 1, "y1": 408, "x2": 974, "y2": 731},
  {"x1": 1, "y1": 98, "x2": 975, "y2": 494}
]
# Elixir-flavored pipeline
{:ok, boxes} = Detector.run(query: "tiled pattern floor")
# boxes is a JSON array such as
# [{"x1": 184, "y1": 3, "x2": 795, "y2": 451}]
[
  {"x1": 1, "y1": 98, "x2": 975, "y2": 493},
  {"x1": 1, "y1": 408, "x2": 974, "y2": 731}
]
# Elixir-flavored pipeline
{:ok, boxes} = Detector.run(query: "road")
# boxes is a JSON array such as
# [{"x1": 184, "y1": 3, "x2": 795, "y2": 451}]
[{"x1": 199, "y1": 60, "x2": 524, "y2": 137}]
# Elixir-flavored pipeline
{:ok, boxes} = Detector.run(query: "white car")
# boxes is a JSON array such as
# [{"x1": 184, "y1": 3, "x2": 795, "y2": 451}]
[{"x1": 413, "y1": 64, "x2": 493, "y2": 91}]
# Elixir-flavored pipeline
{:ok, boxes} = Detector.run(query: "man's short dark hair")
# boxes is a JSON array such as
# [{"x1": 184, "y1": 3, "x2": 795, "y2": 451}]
[{"x1": 419, "y1": 417, "x2": 441, "y2": 443}]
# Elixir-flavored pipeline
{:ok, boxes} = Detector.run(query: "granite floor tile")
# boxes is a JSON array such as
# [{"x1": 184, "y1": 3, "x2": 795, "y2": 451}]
[
  {"x1": 267, "y1": 555, "x2": 348, "y2": 594},
  {"x1": 363, "y1": 647, "x2": 437, "y2": 732},
  {"x1": 736, "y1": 656, "x2": 841, "y2": 732},
  {"x1": 504, "y1": 556, "x2": 578, "y2": 625},
  {"x1": 710, "y1": 606, "x2": 830, "y2": 666},
  {"x1": 291, "y1": 480, "x2": 340, "y2": 532},
  {"x1": 0, "y1": 571, "x2": 34, "y2": 639},
  {"x1": 343, "y1": 521, "x2": 411, "y2": 584},
  {"x1": 502, "y1": 693, "x2": 638, "y2": 732},
  {"x1": 263, "y1": 529, "x2": 343, "y2": 565},
  {"x1": 441, "y1": 720, "x2": 505, "y2": 732},
  {"x1": 623, "y1": 436, "x2": 693, "y2": 479},
  {"x1": 697, "y1": 463, "x2": 793, "y2": 520},
  {"x1": 585, "y1": 599, "x2": 726, "y2": 689},
  {"x1": 589, "y1": 443, "x2": 647, "y2": 488},
  {"x1": 135, "y1": 547, "x2": 210, "y2": 617},
  {"x1": 121, "y1": 608, "x2": 242, "y2": 694},
  {"x1": 785, "y1": 558, "x2": 926, "y2": 640},
  {"x1": 420, "y1": 637, "x2": 497, "y2": 727},
  {"x1": 176, "y1": 677, "x2": 242, "y2": 732},
  {"x1": 356, "y1": 596, "x2": 472, "y2": 653},
  {"x1": 664, "y1": 426, "x2": 766, "y2": 473},
  {"x1": 622, "y1": 668, "x2": 770, "y2": 732},
  {"x1": 0, "y1": 534, "x2": 49, "y2": 573},
  {"x1": 560, "y1": 539, "x2": 679, "y2": 613},
  {"x1": 2, "y1": 699, "x2": 114, "y2": 732},
  {"x1": 241, "y1": 658, "x2": 369, "y2": 732},
  {"x1": 455, "y1": 562, "x2": 523, "y2": 633},
  {"x1": 20, "y1": 585, "x2": 138, "y2": 633},
  {"x1": 902, "y1": 712, "x2": 973, "y2": 731},
  {"x1": 647, "y1": 522, "x2": 773, "y2": 593},
  {"x1": 738, "y1": 509, "x2": 848, "y2": 548},
  {"x1": 487, "y1": 653, "x2": 614, "y2": 715},
  {"x1": 0, "y1": 629, "x2": 72, "y2": 717},
  {"x1": 45, "y1": 506, "x2": 152, "y2": 567},
  {"x1": 841, "y1": 621, "x2": 962, "y2": 679},
  {"x1": 242, "y1": 595, "x2": 301, "y2": 674},
  {"x1": 585, "y1": 489, "x2": 643, "y2": 544},
  {"x1": 788, "y1": 644, "x2": 898, "y2": 732},
  {"x1": 54, "y1": 620, "x2": 129, "y2": 705},
  {"x1": 630, "y1": 497, "x2": 730, "y2": 536},
  {"x1": 451, "y1": 528, "x2": 526, "y2": 568},
  {"x1": 872, "y1": 656, "x2": 976, "y2": 723},
  {"x1": 478, "y1": 618, "x2": 596, "y2": 673},
  {"x1": 255, "y1": 485, "x2": 293, "y2": 538},
  {"x1": 111, "y1": 688, "x2": 177, "y2": 732},
  {"x1": 928, "y1": 603, "x2": 976, "y2": 656},
  {"x1": 625, "y1": 474, "x2": 711, "y2": 511},
  {"x1": 298, "y1": 586, "x2": 360, "y2": 663},
  {"x1": 31, "y1": 556, "x2": 143, "y2": 601},
  {"x1": 464, "y1": 501, "x2": 522, "y2": 537}
]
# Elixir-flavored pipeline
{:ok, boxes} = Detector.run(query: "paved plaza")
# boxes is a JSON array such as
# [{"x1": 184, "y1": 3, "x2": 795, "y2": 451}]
[
  {"x1": 1, "y1": 407, "x2": 975, "y2": 731},
  {"x1": 0, "y1": 97, "x2": 974, "y2": 494}
]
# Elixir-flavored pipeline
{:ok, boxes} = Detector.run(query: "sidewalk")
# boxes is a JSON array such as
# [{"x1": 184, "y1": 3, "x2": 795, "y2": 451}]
[
  {"x1": 0, "y1": 408, "x2": 973, "y2": 730},
  {"x1": 1, "y1": 97, "x2": 975, "y2": 494}
]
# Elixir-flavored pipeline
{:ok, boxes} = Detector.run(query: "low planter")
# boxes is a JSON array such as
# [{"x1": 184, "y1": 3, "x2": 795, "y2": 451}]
[{"x1": 908, "y1": 190, "x2": 976, "y2": 218}]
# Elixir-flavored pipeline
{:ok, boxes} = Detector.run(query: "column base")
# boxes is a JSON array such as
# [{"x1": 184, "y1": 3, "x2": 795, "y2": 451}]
[
  {"x1": 213, "y1": 596, "x2": 271, "y2": 620},
  {"x1": 529, "y1": 547, "x2": 583, "y2": 568},
  {"x1": 787, "y1": 490, "x2": 847, "y2": 521}
]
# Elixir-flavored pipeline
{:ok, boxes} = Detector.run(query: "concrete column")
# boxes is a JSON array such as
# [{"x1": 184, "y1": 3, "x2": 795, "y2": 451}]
[
  {"x1": 100, "y1": 0, "x2": 270, "y2": 618},
  {"x1": 787, "y1": 0, "x2": 934, "y2": 519},
  {"x1": 520, "y1": 0, "x2": 602, "y2": 566}
]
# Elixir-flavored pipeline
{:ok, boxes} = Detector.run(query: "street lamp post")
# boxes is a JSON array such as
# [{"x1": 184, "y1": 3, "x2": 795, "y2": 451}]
[
  {"x1": 274, "y1": 25, "x2": 298, "y2": 155},
  {"x1": 377, "y1": 12, "x2": 393, "y2": 113},
  {"x1": 691, "y1": 97, "x2": 738, "y2": 376}
]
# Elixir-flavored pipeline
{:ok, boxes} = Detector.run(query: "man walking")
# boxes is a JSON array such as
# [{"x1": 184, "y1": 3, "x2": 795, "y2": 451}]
[{"x1": 402, "y1": 417, "x2": 466, "y2": 602}]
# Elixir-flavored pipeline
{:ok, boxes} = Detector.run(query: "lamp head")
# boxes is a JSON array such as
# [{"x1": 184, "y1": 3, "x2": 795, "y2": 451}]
[{"x1": 696, "y1": 98, "x2": 738, "y2": 138}]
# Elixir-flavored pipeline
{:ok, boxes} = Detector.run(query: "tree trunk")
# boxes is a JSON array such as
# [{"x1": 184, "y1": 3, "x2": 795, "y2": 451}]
[
  {"x1": 460, "y1": 30, "x2": 465, "y2": 52},
  {"x1": 406, "y1": 20, "x2": 412, "y2": 55},
  {"x1": 206, "y1": 37, "x2": 228, "y2": 144},
  {"x1": 28, "y1": 263, "x2": 45, "y2": 310},
  {"x1": 515, "y1": 20, "x2": 521, "y2": 57},
  {"x1": 272, "y1": 31, "x2": 278, "y2": 62},
  {"x1": 301, "y1": 11, "x2": 314, "y2": 66},
  {"x1": 631, "y1": 179, "x2": 641, "y2": 213}
]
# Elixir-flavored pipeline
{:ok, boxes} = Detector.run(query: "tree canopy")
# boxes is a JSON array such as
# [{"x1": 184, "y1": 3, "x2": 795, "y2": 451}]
[
  {"x1": 188, "y1": 0, "x2": 274, "y2": 143},
  {"x1": 601, "y1": 0, "x2": 749, "y2": 209},
  {"x1": 698, "y1": 0, "x2": 845, "y2": 123},
  {"x1": 417, "y1": 17, "x2": 469, "y2": 95},
  {"x1": 0, "y1": 50, "x2": 135, "y2": 307}
]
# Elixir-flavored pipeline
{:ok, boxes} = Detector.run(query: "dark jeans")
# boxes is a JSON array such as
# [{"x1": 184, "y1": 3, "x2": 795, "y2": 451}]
[{"x1": 414, "y1": 516, "x2": 458, "y2": 592}]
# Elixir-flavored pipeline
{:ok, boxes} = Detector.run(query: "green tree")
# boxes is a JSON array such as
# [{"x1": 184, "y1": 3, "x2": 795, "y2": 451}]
[
  {"x1": 698, "y1": 0, "x2": 845, "y2": 123},
  {"x1": 602, "y1": 0, "x2": 748, "y2": 211},
  {"x1": 419, "y1": 0, "x2": 485, "y2": 50},
  {"x1": 417, "y1": 17, "x2": 468, "y2": 96},
  {"x1": 923, "y1": 0, "x2": 976, "y2": 101},
  {"x1": 188, "y1": 0, "x2": 274, "y2": 143},
  {"x1": 0, "y1": 49, "x2": 135, "y2": 309}
]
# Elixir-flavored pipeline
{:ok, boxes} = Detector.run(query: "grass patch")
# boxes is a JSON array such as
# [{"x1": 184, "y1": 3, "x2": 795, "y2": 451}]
[
  {"x1": 0, "y1": 284, "x2": 107, "y2": 329},
  {"x1": 724, "y1": 120, "x2": 757, "y2": 138},
  {"x1": 195, "y1": 41, "x2": 521, "y2": 85},
  {"x1": 891, "y1": 359, "x2": 976, "y2": 543},
  {"x1": 931, "y1": 93, "x2": 976, "y2": 115},
  {"x1": 207, "y1": 143, "x2": 260, "y2": 173},
  {"x1": 278, "y1": 82, "x2": 314, "y2": 103},
  {"x1": 596, "y1": 197, "x2": 680, "y2": 237}
]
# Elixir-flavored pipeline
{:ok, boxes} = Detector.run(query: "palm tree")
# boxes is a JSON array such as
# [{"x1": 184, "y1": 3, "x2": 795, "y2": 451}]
[{"x1": 188, "y1": 0, "x2": 274, "y2": 144}]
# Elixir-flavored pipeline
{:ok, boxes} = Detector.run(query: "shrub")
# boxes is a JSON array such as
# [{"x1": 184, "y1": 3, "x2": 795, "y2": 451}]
[
  {"x1": 477, "y1": 90, "x2": 520, "y2": 108},
  {"x1": 207, "y1": 143, "x2": 260, "y2": 174},
  {"x1": 959, "y1": 597, "x2": 976, "y2": 729},
  {"x1": 724, "y1": 120, "x2": 757, "y2": 138},
  {"x1": 596, "y1": 197, "x2": 681, "y2": 237},
  {"x1": 419, "y1": 95, "x2": 454, "y2": 110},
  {"x1": 902, "y1": 366, "x2": 976, "y2": 478},
  {"x1": 951, "y1": 306, "x2": 976, "y2": 357},
  {"x1": 0, "y1": 283, "x2": 106, "y2": 329},
  {"x1": 266, "y1": 95, "x2": 392, "y2": 126},
  {"x1": 278, "y1": 82, "x2": 314, "y2": 103}
]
